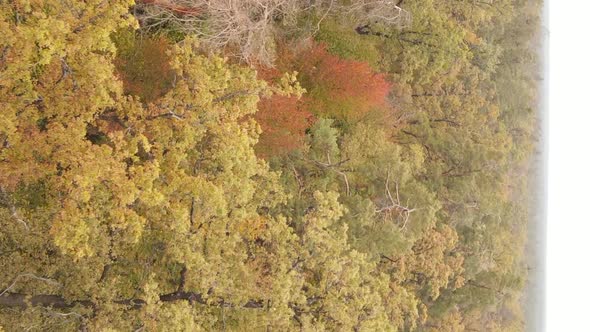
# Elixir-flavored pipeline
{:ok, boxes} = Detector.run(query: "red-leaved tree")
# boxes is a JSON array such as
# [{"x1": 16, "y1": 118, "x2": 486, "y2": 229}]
[
  {"x1": 253, "y1": 42, "x2": 392, "y2": 157},
  {"x1": 288, "y1": 43, "x2": 392, "y2": 122},
  {"x1": 254, "y1": 66, "x2": 314, "y2": 158}
]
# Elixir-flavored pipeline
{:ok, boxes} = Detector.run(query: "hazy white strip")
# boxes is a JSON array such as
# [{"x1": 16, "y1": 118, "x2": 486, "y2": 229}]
[{"x1": 547, "y1": 1, "x2": 590, "y2": 331}]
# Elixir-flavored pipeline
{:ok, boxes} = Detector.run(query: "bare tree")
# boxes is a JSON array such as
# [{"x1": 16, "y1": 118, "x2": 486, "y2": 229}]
[
  {"x1": 340, "y1": 0, "x2": 411, "y2": 29},
  {"x1": 136, "y1": 0, "x2": 300, "y2": 65},
  {"x1": 134, "y1": 0, "x2": 411, "y2": 65}
]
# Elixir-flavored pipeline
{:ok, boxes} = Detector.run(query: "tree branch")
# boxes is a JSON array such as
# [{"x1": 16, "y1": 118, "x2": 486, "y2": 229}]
[
  {"x1": 374, "y1": 171, "x2": 418, "y2": 230},
  {"x1": 0, "y1": 186, "x2": 30, "y2": 230},
  {"x1": 178, "y1": 266, "x2": 188, "y2": 292},
  {"x1": 213, "y1": 89, "x2": 256, "y2": 103},
  {"x1": 306, "y1": 157, "x2": 351, "y2": 196},
  {"x1": 0, "y1": 273, "x2": 61, "y2": 297},
  {"x1": 146, "y1": 110, "x2": 185, "y2": 120}
]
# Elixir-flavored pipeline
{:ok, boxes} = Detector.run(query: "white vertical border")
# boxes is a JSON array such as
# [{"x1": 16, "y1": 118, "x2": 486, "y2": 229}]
[{"x1": 547, "y1": 1, "x2": 590, "y2": 330}]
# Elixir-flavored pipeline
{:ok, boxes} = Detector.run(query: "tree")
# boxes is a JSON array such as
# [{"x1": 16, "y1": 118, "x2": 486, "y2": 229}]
[
  {"x1": 112, "y1": 29, "x2": 176, "y2": 103},
  {"x1": 293, "y1": 191, "x2": 393, "y2": 331},
  {"x1": 276, "y1": 42, "x2": 392, "y2": 123},
  {"x1": 253, "y1": 67, "x2": 314, "y2": 158},
  {"x1": 135, "y1": 0, "x2": 411, "y2": 65}
]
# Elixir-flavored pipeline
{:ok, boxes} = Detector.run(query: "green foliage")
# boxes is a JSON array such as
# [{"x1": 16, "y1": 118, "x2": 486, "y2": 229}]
[{"x1": 315, "y1": 18, "x2": 382, "y2": 68}]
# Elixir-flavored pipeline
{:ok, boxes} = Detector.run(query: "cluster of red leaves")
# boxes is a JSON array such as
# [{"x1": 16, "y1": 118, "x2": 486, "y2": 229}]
[
  {"x1": 254, "y1": 66, "x2": 315, "y2": 158},
  {"x1": 254, "y1": 42, "x2": 393, "y2": 158},
  {"x1": 290, "y1": 43, "x2": 392, "y2": 122}
]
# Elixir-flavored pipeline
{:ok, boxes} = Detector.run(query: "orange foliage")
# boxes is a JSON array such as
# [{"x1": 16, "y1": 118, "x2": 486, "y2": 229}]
[
  {"x1": 253, "y1": 42, "x2": 393, "y2": 157},
  {"x1": 280, "y1": 42, "x2": 392, "y2": 122},
  {"x1": 254, "y1": 66, "x2": 315, "y2": 158}
]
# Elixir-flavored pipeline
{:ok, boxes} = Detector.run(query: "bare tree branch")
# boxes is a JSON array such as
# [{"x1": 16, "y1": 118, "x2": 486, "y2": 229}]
[
  {"x1": 0, "y1": 186, "x2": 29, "y2": 230},
  {"x1": 213, "y1": 89, "x2": 257, "y2": 103},
  {"x1": 374, "y1": 171, "x2": 418, "y2": 229},
  {"x1": 135, "y1": 0, "x2": 411, "y2": 65},
  {"x1": 290, "y1": 164, "x2": 305, "y2": 199},
  {"x1": 0, "y1": 273, "x2": 61, "y2": 297},
  {"x1": 146, "y1": 110, "x2": 185, "y2": 120},
  {"x1": 313, "y1": 0, "x2": 335, "y2": 36},
  {"x1": 306, "y1": 157, "x2": 351, "y2": 196}
]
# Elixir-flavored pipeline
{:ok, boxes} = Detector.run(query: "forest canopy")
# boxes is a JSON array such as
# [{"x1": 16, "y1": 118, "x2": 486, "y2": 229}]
[{"x1": 0, "y1": 0, "x2": 541, "y2": 331}]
